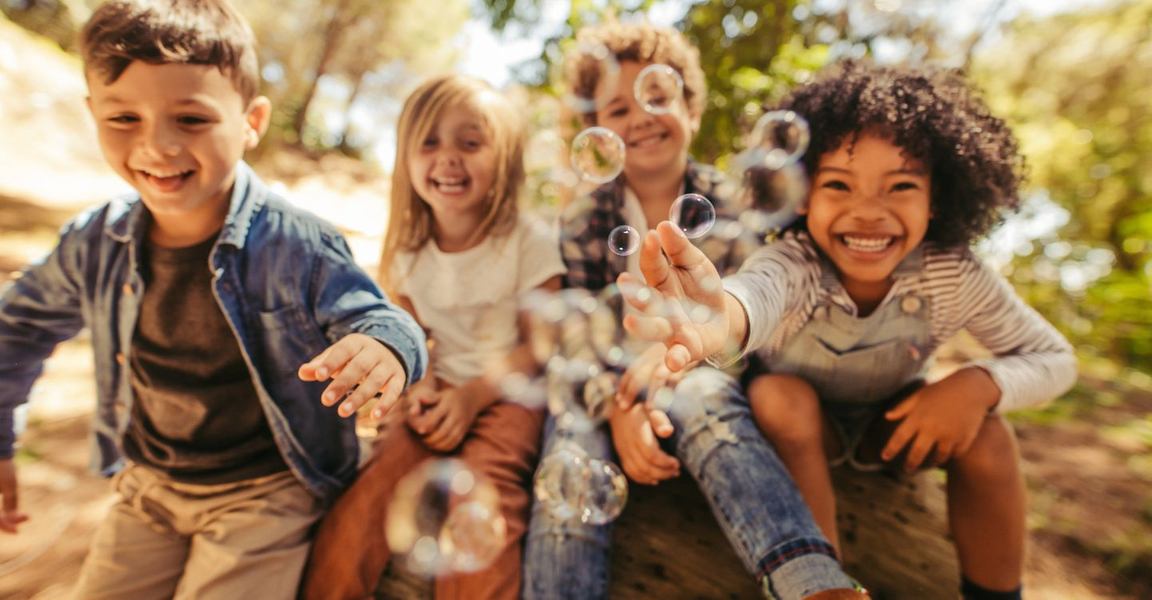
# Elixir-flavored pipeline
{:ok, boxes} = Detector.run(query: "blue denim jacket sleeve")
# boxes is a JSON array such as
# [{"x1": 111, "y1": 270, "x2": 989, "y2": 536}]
[
  {"x1": 309, "y1": 229, "x2": 427, "y2": 386},
  {"x1": 0, "y1": 217, "x2": 89, "y2": 459}
]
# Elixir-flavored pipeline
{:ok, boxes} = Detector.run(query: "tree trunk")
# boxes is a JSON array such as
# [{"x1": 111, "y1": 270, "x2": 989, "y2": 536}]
[
  {"x1": 374, "y1": 468, "x2": 958, "y2": 599},
  {"x1": 293, "y1": 0, "x2": 352, "y2": 141}
]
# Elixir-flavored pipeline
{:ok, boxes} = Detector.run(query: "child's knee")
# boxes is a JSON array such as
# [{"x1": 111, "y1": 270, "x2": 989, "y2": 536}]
[
  {"x1": 950, "y1": 415, "x2": 1019, "y2": 480},
  {"x1": 748, "y1": 374, "x2": 822, "y2": 442}
]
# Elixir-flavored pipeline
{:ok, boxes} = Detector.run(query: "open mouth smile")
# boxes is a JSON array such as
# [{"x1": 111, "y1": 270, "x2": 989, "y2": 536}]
[
  {"x1": 138, "y1": 168, "x2": 195, "y2": 193},
  {"x1": 431, "y1": 176, "x2": 470, "y2": 194},
  {"x1": 628, "y1": 132, "x2": 669, "y2": 148},
  {"x1": 836, "y1": 234, "x2": 898, "y2": 254}
]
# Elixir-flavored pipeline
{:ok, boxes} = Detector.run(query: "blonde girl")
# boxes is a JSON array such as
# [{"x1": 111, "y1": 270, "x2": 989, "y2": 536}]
[{"x1": 301, "y1": 75, "x2": 565, "y2": 600}]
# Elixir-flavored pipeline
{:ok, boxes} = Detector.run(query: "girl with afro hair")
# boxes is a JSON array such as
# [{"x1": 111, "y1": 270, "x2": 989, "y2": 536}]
[{"x1": 618, "y1": 59, "x2": 1077, "y2": 600}]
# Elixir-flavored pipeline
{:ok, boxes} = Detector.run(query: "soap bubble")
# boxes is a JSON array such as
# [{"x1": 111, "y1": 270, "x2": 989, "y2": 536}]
[
  {"x1": 669, "y1": 193, "x2": 716, "y2": 239},
  {"x1": 533, "y1": 444, "x2": 629, "y2": 525},
  {"x1": 751, "y1": 110, "x2": 810, "y2": 170},
  {"x1": 386, "y1": 459, "x2": 506, "y2": 577},
  {"x1": 571, "y1": 127, "x2": 626, "y2": 184},
  {"x1": 730, "y1": 155, "x2": 808, "y2": 236},
  {"x1": 533, "y1": 444, "x2": 589, "y2": 522},
  {"x1": 633, "y1": 63, "x2": 683, "y2": 115},
  {"x1": 559, "y1": 41, "x2": 620, "y2": 114},
  {"x1": 581, "y1": 458, "x2": 628, "y2": 525},
  {"x1": 607, "y1": 225, "x2": 641, "y2": 256}
]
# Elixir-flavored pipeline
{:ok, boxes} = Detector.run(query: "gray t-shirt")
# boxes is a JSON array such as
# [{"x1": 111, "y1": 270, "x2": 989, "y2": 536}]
[{"x1": 122, "y1": 232, "x2": 287, "y2": 484}]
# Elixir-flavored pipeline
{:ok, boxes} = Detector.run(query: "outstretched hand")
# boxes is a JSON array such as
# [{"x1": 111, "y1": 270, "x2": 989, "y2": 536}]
[
  {"x1": 618, "y1": 222, "x2": 730, "y2": 372},
  {"x1": 299, "y1": 333, "x2": 408, "y2": 419}
]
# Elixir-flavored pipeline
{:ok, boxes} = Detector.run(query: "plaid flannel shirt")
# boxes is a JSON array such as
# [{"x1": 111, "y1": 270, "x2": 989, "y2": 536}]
[{"x1": 559, "y1": 160, "x2": 761, "y2": 292}]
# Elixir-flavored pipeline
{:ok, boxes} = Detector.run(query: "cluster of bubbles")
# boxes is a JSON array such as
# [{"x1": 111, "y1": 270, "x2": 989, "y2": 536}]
[
  {"x1": 505, "y1": 286, "x2": 649, "y2": 525},
  {"x1": 386, "y1": 459, "x2": 507, "y2": 577},
  {"x1": 535, "y1": 442, "x2": 629, "y2": 525}
]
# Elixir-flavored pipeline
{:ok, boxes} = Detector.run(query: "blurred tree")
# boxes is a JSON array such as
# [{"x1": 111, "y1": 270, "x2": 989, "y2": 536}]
[
  {"x1": 245, "y1": 0, "x2": 466, "y2": 150},
  {"x1": 973, "y1": 0, "x2": 1152, "y2": 371},
  {"x1": 0, "y1": 0, "x2": 89, "y2": 51}
]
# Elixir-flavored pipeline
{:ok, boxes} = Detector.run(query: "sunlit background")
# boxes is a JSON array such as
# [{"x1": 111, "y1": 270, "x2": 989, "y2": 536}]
[{"x1": 1, "y1": 0, "x2": 1149, "y2": 598}]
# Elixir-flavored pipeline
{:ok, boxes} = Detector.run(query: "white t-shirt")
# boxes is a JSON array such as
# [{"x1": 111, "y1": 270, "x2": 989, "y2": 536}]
[{"x1": 391, "y1": 213, "x2": 567, "y2": 386}]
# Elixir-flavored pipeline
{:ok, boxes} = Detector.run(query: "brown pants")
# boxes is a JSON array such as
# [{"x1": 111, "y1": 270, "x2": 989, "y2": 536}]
[
  {"x1": 73, "y1": 465, "x2": 321, "y2": 600},
  {"x1": 300, "y1": 400, "x2": 545, "y2": 600}
]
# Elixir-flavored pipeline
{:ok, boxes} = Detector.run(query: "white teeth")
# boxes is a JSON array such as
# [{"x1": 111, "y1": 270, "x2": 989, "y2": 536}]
[
  {"x1": 842, "y1": 235, "x2": 894, "y2": 253},
  {"x1": 630, "y1": 134, "x2": 665, "y2": 148},
  {"x1": 142, "y1": 169, "x2": 189, "y2": 178},
  {"x1": 433, "y1": 177, "x2": 468, "y2": 193}
]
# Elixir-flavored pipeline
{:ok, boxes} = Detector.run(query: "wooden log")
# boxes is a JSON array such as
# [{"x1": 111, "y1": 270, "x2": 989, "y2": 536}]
[
  {"x1": 375, "y1": 468, "x2": 959, "y2": 599},
  {"x1": 833, "y1": 467, "x2": 959, "y2": 599}
]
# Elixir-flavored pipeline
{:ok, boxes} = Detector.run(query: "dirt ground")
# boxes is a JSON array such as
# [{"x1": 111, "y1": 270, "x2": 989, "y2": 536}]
[{"x1": 1, "y1": 15, "x2": 1150, "y2": 600}]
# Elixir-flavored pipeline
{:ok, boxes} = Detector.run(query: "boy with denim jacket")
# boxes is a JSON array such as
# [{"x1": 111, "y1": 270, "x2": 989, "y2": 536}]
[
  {"x1": 0, "y1": 1, "x2": 426, "y2": 597},
  {"x1": 522, "y1": 20, "x2": 866, "y2": 600}
]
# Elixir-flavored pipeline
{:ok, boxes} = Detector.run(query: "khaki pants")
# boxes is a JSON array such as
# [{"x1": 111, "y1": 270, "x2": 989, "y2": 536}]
[
  {"x1": 73, "y1": 464, "x2": 322, "y2": 600},
  {"x1": 300, "y1": 400, "x2": 545, "y2": 600}
]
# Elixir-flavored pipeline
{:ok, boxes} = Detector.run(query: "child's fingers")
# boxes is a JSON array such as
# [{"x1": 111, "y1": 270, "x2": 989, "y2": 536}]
[
  {"x1": 932, "y1": 440, "x2": 955, "y2": 467},
  {"x1": 320, "y1": 350, "x2": 374, "y2": 407},
  {"x1": 410, "y1": 400, "x2": 448, "y2": 436},
  {"x1": 885, "y1": 393, "x2": 919, "y2": 421},
  {"x1": 639, "y1": 426, "x2": 680, "y2": 471},
  {"x1": 655, "y1": 221, "x2": 711, "y2": 274},
  {"x1": 0, "y1": 463, "x2": 26, "y2": 534},
  {"x1": 423, "y1": 415, "x2": 463, "y2": 451},
  {"x1": 904, "y1": 435, "x2": 936, "y2": 473},
  {"x1": 299, "y1": 336, "x2": 363, "y2": 382},
  {"x1": 370, "y1": 375, "x2": 406, "y2": 420},
  {"x1": 647, "y1": 408, "x2": 676, "y2": 439},
  {"x1": 881, "y1": 420, "x2": 915, "y2": 462},
  {"x1": 298, "y1": 344, "x2": 336, "y2": 381},
  {"x1": 621, "y1": 311, "x2": 674, "y2": 343},
  {"x1": 637, "y1": 230, "x2": 674, "y2": 292},
  {"x1": 617, "y1": 357, "x2": 656, "y2": 410},
  {"x1": 337, "y1": 363, "x2": 392, "y2": 417},
  {"x1": 664, "y1": 344, "x2": 694, "y2": 372}
]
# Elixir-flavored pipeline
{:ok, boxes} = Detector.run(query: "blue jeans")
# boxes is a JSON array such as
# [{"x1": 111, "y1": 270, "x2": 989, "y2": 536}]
[{"x1": 522, "y1": 367, "x2": 853, "y2": 600}]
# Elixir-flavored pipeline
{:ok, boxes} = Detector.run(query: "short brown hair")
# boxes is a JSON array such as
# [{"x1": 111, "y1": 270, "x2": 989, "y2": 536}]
[
  {"x1": 80, "y1": 0, "x2": 260, "y2": 101},
  {"x1": 566, "y1": 20, "x2": 706, "y2": 124}
]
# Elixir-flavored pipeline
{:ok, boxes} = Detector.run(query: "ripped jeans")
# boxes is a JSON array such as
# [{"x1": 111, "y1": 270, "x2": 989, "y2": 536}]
[{"x1": 522, "y1": 367, "x2": 854, "y2": 600}]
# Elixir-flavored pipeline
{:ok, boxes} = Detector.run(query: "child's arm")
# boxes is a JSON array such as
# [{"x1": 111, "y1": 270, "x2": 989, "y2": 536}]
[
  {"x1": 297, "y1": 231, "x2": 428, "y2": 419},
  {"x1": 410, "y1": 276, "x2": 564, "y2": 452},
  {"x1": 951, "y1": 257, "x2": 1077, "y2": 412},
  {"x1": 880, "y1": 255, "x2": 1077, "y2": 470},
  {"x1": 0, "y1": 224, "x2": 88, "y2": 533}
]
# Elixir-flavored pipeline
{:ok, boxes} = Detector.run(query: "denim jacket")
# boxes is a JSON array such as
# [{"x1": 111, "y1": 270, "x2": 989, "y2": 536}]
[{"x1": 0, "y1": 162, "x2": 427, "y2": 504}]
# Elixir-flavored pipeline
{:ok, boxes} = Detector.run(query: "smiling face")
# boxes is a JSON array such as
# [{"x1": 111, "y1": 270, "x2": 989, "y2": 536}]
[
  {"x1": 407, "y1": 101, "x2": 499, "y2": 231},
  {"x1": 87, "y1": 61, "x2": 269, "y2": 244},
  {"x1": 593, "y1": 60, "x2": 700, "y2": 182},
  {"x1": 803, "y1": 132, "x2": 933, "y2": 302}
]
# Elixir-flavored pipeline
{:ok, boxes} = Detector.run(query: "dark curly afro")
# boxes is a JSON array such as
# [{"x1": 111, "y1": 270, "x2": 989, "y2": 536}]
[{"x1": 778, "y1": 59, "x2": 1025, "y2": 247}]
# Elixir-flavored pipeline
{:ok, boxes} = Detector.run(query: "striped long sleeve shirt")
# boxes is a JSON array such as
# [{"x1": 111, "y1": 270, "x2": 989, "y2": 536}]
[{"x1": 725, "y1": 232, "x2": 1077, "y2": 413}]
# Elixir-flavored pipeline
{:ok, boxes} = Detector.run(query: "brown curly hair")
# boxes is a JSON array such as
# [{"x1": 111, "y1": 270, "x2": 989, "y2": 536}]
[
  {"x1": 80, "y1": 0, "x2": 260, "y2": 102},
  {"x1": 566, "y1": 19, "x2": 706, "y2": 125},
  {"x1": 779, "y1": 59, "x2": 1024, "y2": 246}
]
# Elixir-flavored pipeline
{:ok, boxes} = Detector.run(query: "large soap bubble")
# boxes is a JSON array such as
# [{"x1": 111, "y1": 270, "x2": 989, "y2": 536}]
[{"x1": 386, "y1": 459, "x2": 507, "y2": 576}]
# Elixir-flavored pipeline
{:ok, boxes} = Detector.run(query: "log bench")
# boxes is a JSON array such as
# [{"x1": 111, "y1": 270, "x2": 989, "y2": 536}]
[{"x1": 374, "y1": 467, "x2": 959, "y2": 599}]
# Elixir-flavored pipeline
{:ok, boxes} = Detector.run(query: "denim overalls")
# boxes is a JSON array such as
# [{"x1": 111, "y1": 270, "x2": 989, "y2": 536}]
[{"x1": 766, "y1": 249, "x2": 932, "y2": 469}]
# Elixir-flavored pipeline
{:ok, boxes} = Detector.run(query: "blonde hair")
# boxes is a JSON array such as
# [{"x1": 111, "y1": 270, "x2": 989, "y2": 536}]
[{"x1": 379, "y1": 75, "x2": 525, "y2": 294}]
